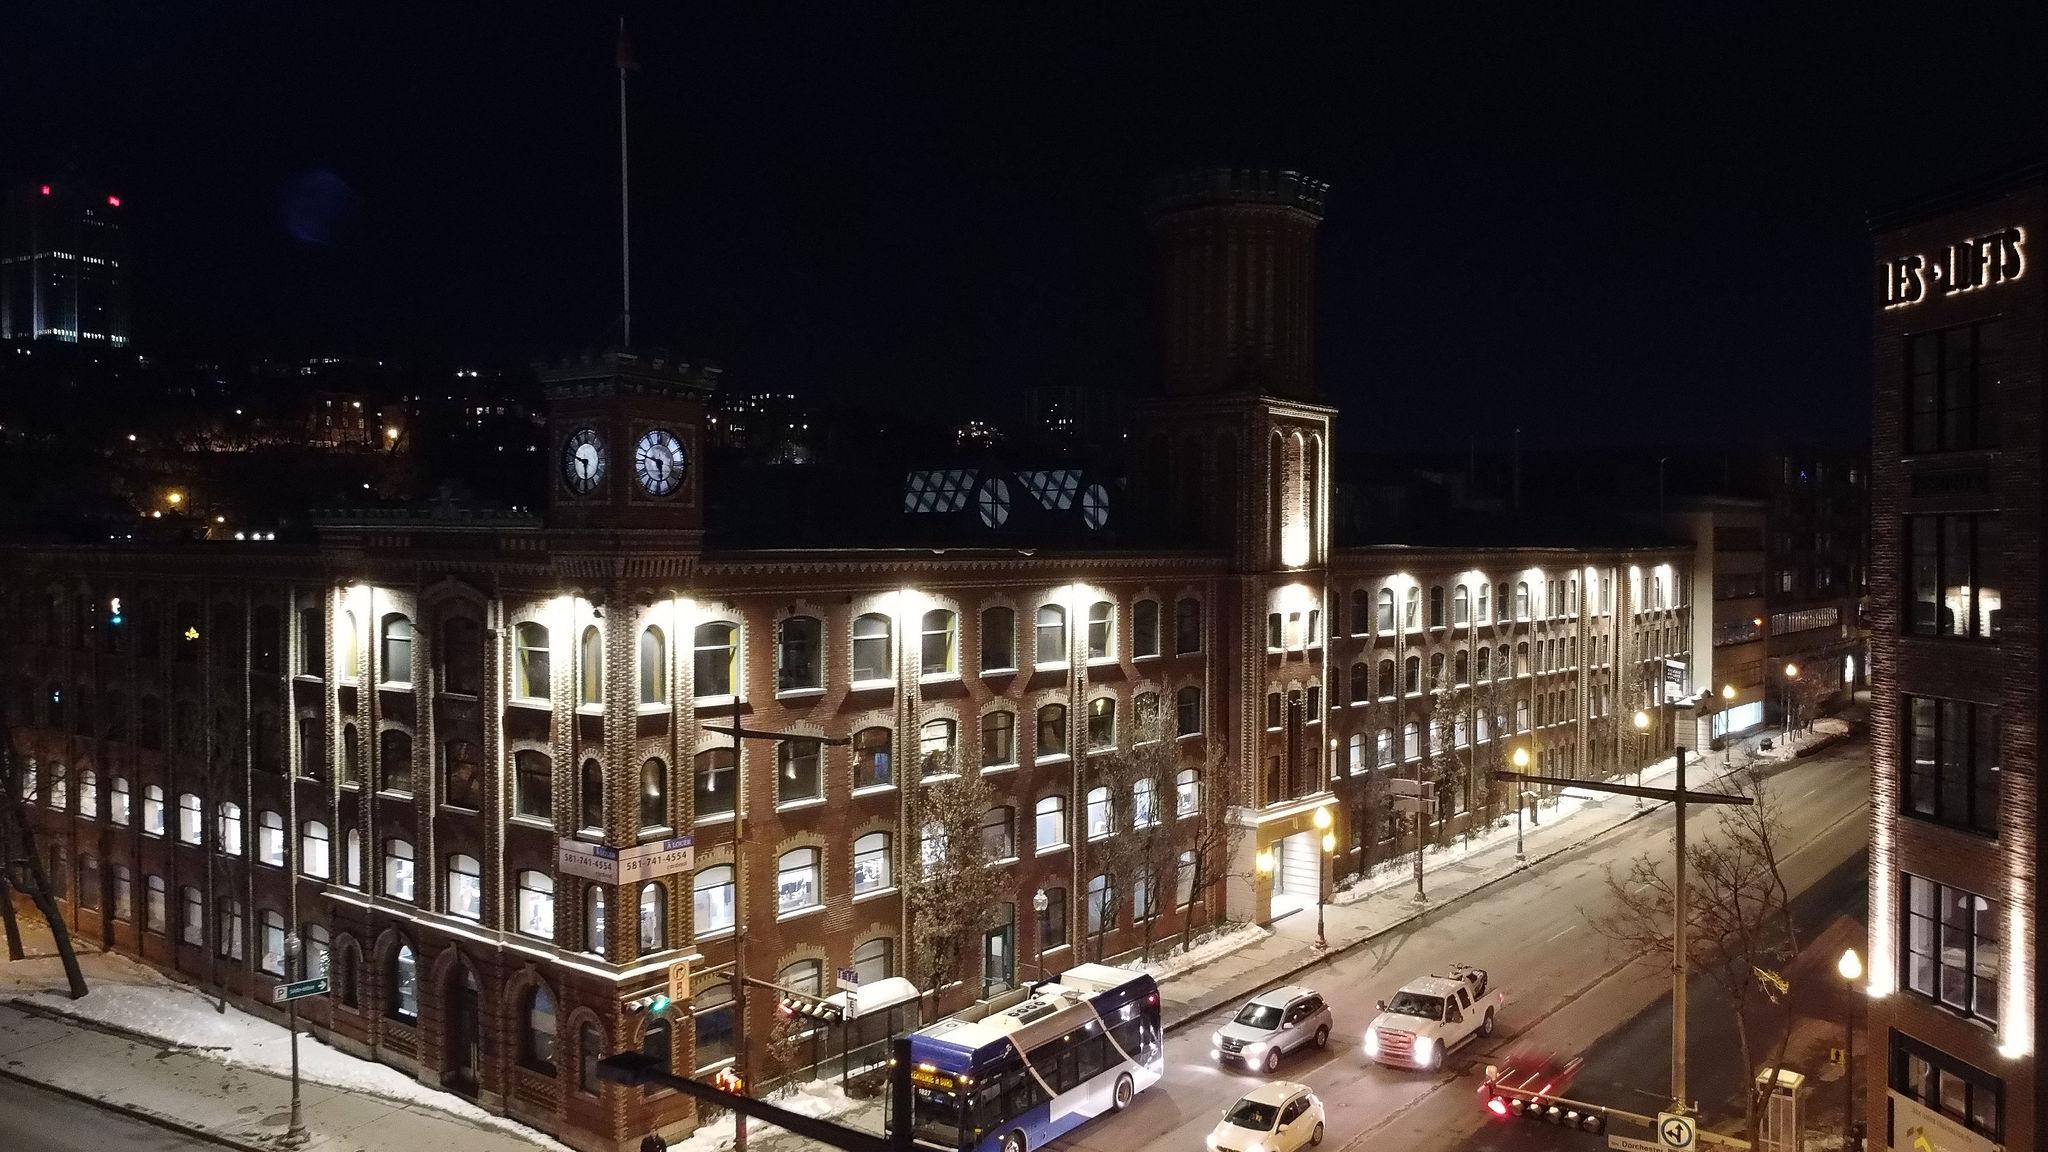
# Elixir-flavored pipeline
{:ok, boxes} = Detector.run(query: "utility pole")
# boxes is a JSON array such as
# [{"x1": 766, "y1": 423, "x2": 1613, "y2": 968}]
[
  {"x1": 284, "y1": 933, "x2": 305, "y2": 1144},
  {"x1": 1499, "y1": 738, "x2": 1747, "y2": 1117},
  {"x1": 700, "y1": 696, "x2": 851, "y2": 1148}
]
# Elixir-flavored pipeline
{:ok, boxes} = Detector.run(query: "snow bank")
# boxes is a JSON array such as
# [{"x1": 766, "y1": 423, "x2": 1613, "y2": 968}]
[
  {"x1": 0, "y1": 945, "x2": 571, "y2": 1150},
  {"x1": 669, "y1": 1081, "x2": 875, "y2": 1152},
  {"x1": 1126, "y1": 922, "x2": 1269, "y2": 981}
]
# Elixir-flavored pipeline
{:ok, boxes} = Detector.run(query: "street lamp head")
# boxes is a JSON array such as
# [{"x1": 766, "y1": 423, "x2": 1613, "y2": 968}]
[
  {"x1": 1320, "y1": 831, "x2": 1337, "y2": 854},
  {"x1": 1033, "y1": 889, "x2": 1049, "y2": 913},
  {"x1": 1511, "y1": 746, "x2": 1530, "y2": 769},
  {"x1": 1255, "y1": 849, "x2": 1275, "y2": 876},
  {"x1": 1721, "y1": 684, "x2": 1736, "y2": 701},
  {"x1": 1312, "y1": 805, "x2": 1332, "y2": 831},
  {"x1": 1784, "y1": 662, "x2": 1800, "y2": 679},
  {"x1": 1838, "y1": 948, "x2": 1863, "y2": 982},
  {"x1": 1633, "y1": 710, "x2": 1650, "y2": 731}
]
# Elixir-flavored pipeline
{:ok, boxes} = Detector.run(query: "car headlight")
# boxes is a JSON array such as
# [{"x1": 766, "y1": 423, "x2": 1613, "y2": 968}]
[
  {"x1": 1205, "y1": 1137, "x2": 1219, "y2": 1151},
  {"x1": 1212, "y1": 1030, "x2": 1225, "y2": 1047},
  {"x1": 1243, "y1": 1041, "x2": 1268, "y2": 1057},
  {"x1": 1415, "y1": 1036, "x2": 1436, "y2": 1067},
  {"x1": 1246, "y1": 1143, "x2": 1265, "y2": 1152},
  {"x1": 1363, "y1": 1028, "x2": 1379, "y2": 1056}
]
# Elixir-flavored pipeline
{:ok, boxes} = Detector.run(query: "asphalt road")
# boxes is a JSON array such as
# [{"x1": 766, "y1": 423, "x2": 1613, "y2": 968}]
[
  {"x1": 1053, "y1": 736, "x2": 1870, "y2": 1152},
  {"x1": 0, "y1": 1076, "x2": 218, "y2": 1151}
]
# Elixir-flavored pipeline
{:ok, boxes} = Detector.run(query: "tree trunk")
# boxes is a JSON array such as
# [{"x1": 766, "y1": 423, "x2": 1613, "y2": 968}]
[
  {"x1": 1179, "y1": 853, "x2": 1205, "y2": 953},
  {"x1": 0, "y1": 865, "x2": 25, "y2": 960},
  {"x1": 4, "y1": 803, "x2": 88, "y2": 999}
]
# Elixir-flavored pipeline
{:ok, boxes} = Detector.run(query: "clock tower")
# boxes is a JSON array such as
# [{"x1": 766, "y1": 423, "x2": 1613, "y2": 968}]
[{"x1": 540, "y1": 349, "x2": 719, "y2": 538}]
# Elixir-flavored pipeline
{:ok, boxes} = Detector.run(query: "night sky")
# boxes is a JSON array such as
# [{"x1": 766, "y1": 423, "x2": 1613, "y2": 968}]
[{"x1": 8, "y1": 4, "x2": 2047, "y2": 448}]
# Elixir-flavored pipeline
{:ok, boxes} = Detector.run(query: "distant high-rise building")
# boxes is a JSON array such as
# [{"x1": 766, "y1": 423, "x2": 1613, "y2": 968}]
[{"x1": 1, "y1": 181, "x2": 130, "y2": 346}]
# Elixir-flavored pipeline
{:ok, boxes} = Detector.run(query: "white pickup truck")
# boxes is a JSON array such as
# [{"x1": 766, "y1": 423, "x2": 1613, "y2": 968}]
[{"x1": 1361, "y1": 965, "x2": 1502, "y2": 1070}]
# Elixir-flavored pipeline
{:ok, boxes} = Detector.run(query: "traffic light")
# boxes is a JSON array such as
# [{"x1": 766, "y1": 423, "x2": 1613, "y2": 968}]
[
  {"x1": 626, "y1": 991, "x2": 672, "y2": 1016},
  {"x1": 108, "y1": 597, "x2": 123, "y2": 627},
  {"x1": 1482, "y1": 1081, "x2": 1604, "y2": 1134},
  {"x1": 779, "y1": 991, "x2": 843, "y2": 1025},
  {"x1": 712, "y1": 1067, "x2": 745, "y2": 1094}
]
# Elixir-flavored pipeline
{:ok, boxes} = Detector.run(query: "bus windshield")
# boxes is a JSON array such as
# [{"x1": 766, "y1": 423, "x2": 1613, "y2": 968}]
[
  {"x1": 1385, "y1": 991, "x2": 1444, "y2": 1020},
  {"x1": 911, "y1": 1085, "x2": 964, "y2": 1149}
]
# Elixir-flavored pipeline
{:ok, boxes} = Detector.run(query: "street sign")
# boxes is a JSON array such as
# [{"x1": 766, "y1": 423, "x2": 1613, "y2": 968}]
[
  {"x1": 1391, "y1": 794, "x2": 1436, "y2": 815},
  {"x1": 1609, "y1": 1137, "x2": 1664, "y2": 1152},
  {"x1": 836, "y1": 966, "x2": 859, "y2": 991},
  {"x1": 272, "y1": 976, "x2": 329, "y2": 1004},
  {"x1": 1387, "y1": 778, "x2": 1435, "y2": 798},
  {"x1": 1828, "y1": 1047, "x2": 1845, "y2": 1066},
  {"x1": 1656, "y1": 1112, "x2": 1697, "y2": 1151}
]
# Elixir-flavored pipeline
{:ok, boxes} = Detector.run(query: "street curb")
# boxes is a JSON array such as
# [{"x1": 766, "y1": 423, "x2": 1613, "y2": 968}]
[
  {"x1": 0, "y1": 1062, "x2": 278, "y2": 1152},
  {"x1": 5, "y1": 993, "x2": 236, "y2": 1055},
  {"x1": 1161, "y1": 795, "x2": 1668, "y2": 1035}
]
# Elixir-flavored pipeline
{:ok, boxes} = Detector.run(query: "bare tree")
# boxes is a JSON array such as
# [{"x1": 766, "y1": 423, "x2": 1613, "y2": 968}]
[
  {"x1": 1590, "y1": 775, "x2": 1799, "y2": 1145},
  {"x1": 1102, "y1": 717, "x2": 1191, "y2": 963},
  {"x1": 1176, "y1": 741, "x2": 1245, "y2": 953},
  {"x1": 0, "y1": 701, "x2": 89, "y2": 997},
  {"x1": 905, "y1": 753, "x2": 1011, "y2": 997}
]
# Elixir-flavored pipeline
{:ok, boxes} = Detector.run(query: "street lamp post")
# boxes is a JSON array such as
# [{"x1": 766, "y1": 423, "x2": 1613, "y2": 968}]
[
  {"x1": 284, "y1": 932, "x2": 304, "y2": 1144},
  {"x1": 1632, "y1": 709, "x2": 1651, "y2": 808},
  {"x1": 1312, "y1": 807, "x2": 1333, "y2": 949},
  {"x1": 1782, "y1": 662, "x2": 1801, "y2": 741},
  {"x1": 1510, "y1": 747, "x2": 1530, "y2": 862},
  {"x1": 1720, "y1": 683, "x2": 1737, "y2": 767},
  {"x1": 1032, "y1": 889, "x2": 1049, "y2": 980},
  {"x1": 1838, "y1": 948, "x2": 1863, "y2": 1146}
]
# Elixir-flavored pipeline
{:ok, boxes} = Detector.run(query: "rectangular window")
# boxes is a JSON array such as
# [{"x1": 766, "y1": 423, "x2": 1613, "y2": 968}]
[
  {"x1": 1903, "y1": 695, "x2": 1999, "y2": 836},
  {"x1": 1906, "y1": 319, "x2": 2003, "y2": 454},
  {"x1": 1890, "y1": 1031, "x2": 2003, "y2": 1143},
  {"x1": 981, "y1": 607, "x2": 1015, "y2": 672},
  {"x1": 1906, "y1": 513, "x2": 2001, "y2": 639},
  {"x1": 1133, "y1": 600, "x2": 1159, "y2": 658},
  {"x1": 1903, "y1": 873, "x2": 1999, "y2": 1026},
  {"x1": 1174, "y1": 598, "x2": 1202, "y2": 655}
]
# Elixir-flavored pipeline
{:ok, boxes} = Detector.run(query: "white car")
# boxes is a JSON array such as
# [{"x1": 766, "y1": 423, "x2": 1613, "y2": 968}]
[
  {"x1": 1362, "y1": 965, "x2": 1500, "y2": 1070},
  {"x1": 1206, "y1": 1081, "x2": 1325, "y2": 1152}
]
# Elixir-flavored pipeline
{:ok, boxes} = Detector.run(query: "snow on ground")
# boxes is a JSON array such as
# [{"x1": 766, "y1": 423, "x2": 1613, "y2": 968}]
[
  {"x1": 667, "y1": 1082, "x2": 875, "y2": 1152},
  {"x1": 1127, "y1": 922, "x2": 1269, "y2": 981},
  {"x1": 0, "y1": 942, "x2": 571, "y2": 1150}
]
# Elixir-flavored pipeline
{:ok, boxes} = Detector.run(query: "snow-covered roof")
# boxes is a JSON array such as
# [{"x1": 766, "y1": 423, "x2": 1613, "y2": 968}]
[{"x1": 823, "y1": 976, "x2": 919, "y2": 1019}]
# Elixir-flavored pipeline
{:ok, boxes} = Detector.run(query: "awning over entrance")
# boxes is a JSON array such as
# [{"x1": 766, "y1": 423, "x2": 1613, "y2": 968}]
[{"x1": 823, "y1": 976, "x2": 920, "y2": 1019}]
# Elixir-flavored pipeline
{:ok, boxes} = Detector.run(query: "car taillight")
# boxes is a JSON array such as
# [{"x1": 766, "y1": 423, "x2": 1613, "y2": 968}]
[{"x1": 1486, "y1": 1098, "x2": 1508, "y2": 1117}]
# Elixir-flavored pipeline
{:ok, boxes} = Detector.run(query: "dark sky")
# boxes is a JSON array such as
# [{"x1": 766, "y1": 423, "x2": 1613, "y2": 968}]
[{"x1": 8, "y1": 3, "x2": 2047, "y2": 448}]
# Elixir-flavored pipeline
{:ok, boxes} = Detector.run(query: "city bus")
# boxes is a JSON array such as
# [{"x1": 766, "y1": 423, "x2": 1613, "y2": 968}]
[{"x1": 896, "y1": 963, "x2": 1165, "y2": 1152}]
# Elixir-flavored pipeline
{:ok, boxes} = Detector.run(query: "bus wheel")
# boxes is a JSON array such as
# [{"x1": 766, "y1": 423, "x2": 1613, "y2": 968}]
[
  {"x1": 1003, "y1": 1131, "x2": 1026, "y2": 1152},
  {"x1": 1111, "y1": 1073, "x2": 1135, "y2": 1111}
]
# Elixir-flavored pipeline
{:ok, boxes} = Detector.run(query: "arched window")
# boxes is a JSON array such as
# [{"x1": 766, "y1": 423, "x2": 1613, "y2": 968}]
[
  {"x1": 777, "y1": 741, "x2": 821, "y2": 804},
  {"x1": 693, "y1": 866, "x2": 735, "y2": 936},
  {"x1": 691, "y1": 983, "x2": 734, "y2": 1069},
  {"x1": 920, "y1": 609, "x2": 957, "y2": 675},
  {"x1": 694, "y1": 748, "x2": 737, "y2": 819},
  {"x1": 110, "y1": 775, "x2": 130, "y2": 825},
  {"x1": 440, "y1": 617, "x2": 482, "y2": 696},
  {"x1": 379, "y1": 729, "x2": 412, "y2": 794},
  {"x1": 76, "y1": 854, "x2": 99, "y2": 911},
  {"x1": 513, "y1": 622, "x2": 551, "y2": 701},
  {"x1": 981, "y1": 710, "x2": 1017, "y2": 768},
  {"x1": 510, "y1": 749, "x2": 551, "y2": 821},
  {"x1": 1517, "y1": 699, "x2": 1531, "y2": 732},
  {"x1": 47, "y1": 760, "x2": 67, "y2": 809},
  {"x1": 578, "y1": 1022, "x2": 605, "y2": 1094},
  {"x1": 585, "y1": 885, "x2": 607, "y2": 954},
  {"x1": 853, "y1": 727, "x2": 892, "y2": 790},
  {"x1": 1035, "y1": 794, "x2": 1067, "y2": 851},
  {"x1": 257, "y1": 809, "x2": 285, "y2": 866},
  {"x1": 383, "y1": 839, "x2": 415, "y2": 901},
  {"x1": 1349, "y1": 663, "x2": 1369, "y2": 705},
  {"x1": 1132, "y1": 599, "x2": 1160, "y2": 658},
  {"x1": 853, "y1": 936, "x2": 895, "y2": 984},
  {"x1": 389, "y1": 943, "x2": 418, "y2": 1021},
  {"x1": 344, "y1": 829, "x2": 362, "y2": 887},
  {"x1": 918, "y1": 718, "x2": 956, "y2": 776},
  {"x1": 1134, "y1": 691, "x2": 1161, "y2": 734},
  {"x1": 447, "y1": 854, "x2": 482, "y2": 920},
  {"x1": 259, "y1": 909, "x2": 286, "y2": 975},
  {"x1": 1347, "y1": 733, "x2": 1366, "y2": 775},
  {"x1": 1377, "y1": 659, "x2": 1395, "y2": 699},
  {"x1": 1454, "y1": 650, "x2": 1470, "y2": 684},
  {"x1": 442, "y1": 738, "x2": 481, "y2": 810},
  {"x1": 1377, "y1": 589, "x2": 1396, "y2": 634},
  {"x1": 1174, "y1": 597, "x2": 1203, "y2": 655},
  {"x1": 1176, "y1": 686, "x2": 1202, "y2": 736},
  {"x1": 621, "y1": 626, "x2": 660, "y2": 709},
  {"x1": 777, "y1": 616, "x2": 821, "y2": 692},
  {"x1": 1403, "y1": 655, "x2": 1420, "y2": 695},
  {"x1": 517, "y1": 870, "x2": 554, "y2": 939},
  {"x1": 1516, "y1": 581, "x2": 1531, "y2": 619},
  {"x1": 980, "y1": 606, "x2": 1016, "y2": 671},
  {"x1": 1477, "y1": 646, "x2": 1491, "y2": 680},
  {"x1": 1087, "y1": 698, "x2": 1115, "y2": 750},
  {"x1": 74, "y1": 769, "x2": 98, "y2": 819},
  {"x1": 1085, "y1": 873, "x2": 1114, "y2": 936},
  {"x1": 644, "y1": 1010, "x2": 674, "y2": 1078},
  {"x1": 1085, "y1": 786, "x2": 1112, "y2": 839},
  {"x1": 1132, "y1": 778, "x2": 1157, "y2": 826},
  {"x1": 980, "y1": 806, "x2": 1016, "y2": 859},
  {"x1": 302, "y1": 821, "x2": 331, "y2": 879},
  {"x1": 639, "y1": 758, "x2": 669, "y2": 830},
  {"x1": 336, "y1": 939, "x2": 360, "y2": 1008},
  {"x1": 777, "y1": 849, "x2": 821, "y2": 915},
  {"x1": 1429, "y1": 652, "x2": 1445, "y2": 688},
  {"x1": 578, "y1": 625, "x2": 603, "y2": 706},
  {"x1": 853, "y1": 832, "x2": 892, "y2": 895},
  {"x1": 638, "y1": 882, "x2": 667, "y2": 951},
  {"x1": 304, "y1": 923, "x2": 329, "y2": 980},
  {"x1": 1349, "y1": 589, "x2": 1370, "y2": 636},
  {"x1": 1429, "y1": 585, "x2": 1445, "y2": 628},
  {"x1": 1376, "y1": 728, "x2": 1394, "y2": 764},
  {"x1": 851, "y1": 613, "x2": 893, "y2": 683},
  {"x1": 343, "y1": 723, "x2": 362, "y2": 786},
  {"x1": 1453, "y1": 585, "x2": 1471, "y2": 626},
  {"x1": 1086, "y1": 601, "x2": 1113, "y2": 660},
  {"x1": 693, "y1": 621, "x2": 737, "y2": 698},
  {"x1": 380, "y1": 615, "x2": 413, "y2": 685},
  {"x1": 1175, "y1": 768, "x2": 1202, "y2": 818},
  {"x1": 1036, "y1": 703, "x2": 1068, "y2": 758},
  {"x1": 177, "y1": 791, "x2": 202, "y2": 843},
  {"x1": 217, "y1": 801, "x2": 243, "y2": 856},
  {"x1": 145, "y1": 874, "x2": 166, "y2": 932},
  {"x1": 523, "y1": 985, "x2": 558, "y2": 1073},
  {"x1": 1516, "y1": 641, "x2": 1530, "y2": 676},
  {"x1": 1035, "y1": 604, "x2": 1067, "y2": 665},
  {"x1": 580, "y1": 759, "x2": 604, "y2": 831},
  {"x1": 1402, "y1": 722, "x2": 1421, "y2": 762},
  {"x1": 1404, "y1": 587, "x2": 1421, "y2": 631}
]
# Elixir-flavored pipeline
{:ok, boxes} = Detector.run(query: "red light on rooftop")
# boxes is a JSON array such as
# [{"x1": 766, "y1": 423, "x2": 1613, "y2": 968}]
[
  {"x1": 40, "y1": 185, "x2": 51, "y2": 196},
  {"x1": 107, "y1": 195, "x2": 122, "y2": 207}
]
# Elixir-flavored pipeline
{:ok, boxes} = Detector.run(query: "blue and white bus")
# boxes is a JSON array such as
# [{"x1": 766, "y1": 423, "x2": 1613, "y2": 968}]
[{"x1": 896, "y1": 963, "x2": 1164, "y2": 1152}]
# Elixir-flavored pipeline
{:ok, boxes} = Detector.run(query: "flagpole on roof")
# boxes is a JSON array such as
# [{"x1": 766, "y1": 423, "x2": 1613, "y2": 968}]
[{"x1": 617, "y1": 15, "x2": 634, "y2": 348}]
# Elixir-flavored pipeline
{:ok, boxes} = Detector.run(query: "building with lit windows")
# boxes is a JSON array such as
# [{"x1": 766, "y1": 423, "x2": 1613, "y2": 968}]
[
  {"x1": 1866, "y1": 159, "x2": 2041, "y2": 1151},
  {"x1": 1, "y1": 180, "x2": 130, "y2": 346},
  {"x1": 2, "y1": 169, "x2": 1695, "y2": 1151}
]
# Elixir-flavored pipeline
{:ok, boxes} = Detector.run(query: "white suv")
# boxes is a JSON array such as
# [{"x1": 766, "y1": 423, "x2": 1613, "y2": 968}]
[{"x1": 1211, "y1": 986, "x2": 1333, "y2": 1073}]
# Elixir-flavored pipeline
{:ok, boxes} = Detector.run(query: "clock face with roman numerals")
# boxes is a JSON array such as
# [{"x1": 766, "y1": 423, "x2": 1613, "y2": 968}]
[
  {"x1": 635, "y1": 428, "x2": 688, "y2": 497},
  {"x1": 561, "y1": 427, "x2": 605, "y2": 495}
]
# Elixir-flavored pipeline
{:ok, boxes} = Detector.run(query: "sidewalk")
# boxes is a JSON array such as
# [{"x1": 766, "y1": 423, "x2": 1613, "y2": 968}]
[{"x1": 1153, "y1": 742, "x2": 1799, "y2": 1032}]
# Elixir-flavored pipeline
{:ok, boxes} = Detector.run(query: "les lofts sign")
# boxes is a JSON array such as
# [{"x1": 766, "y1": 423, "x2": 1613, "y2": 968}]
[{"x1": 1882, "y1": 225, "x2": 2027, "y2": 311}]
